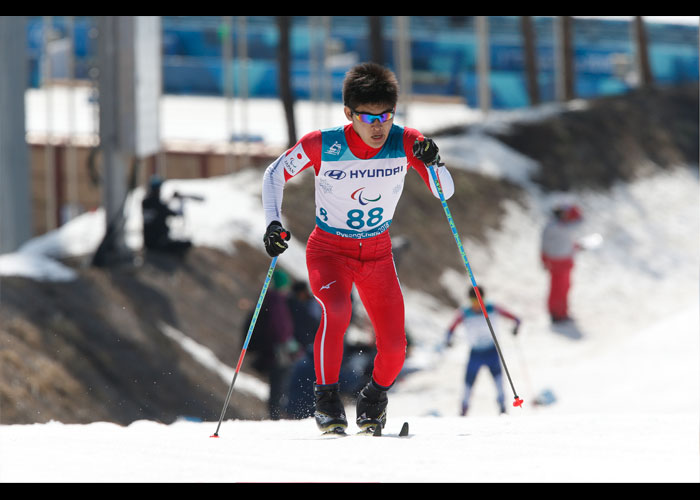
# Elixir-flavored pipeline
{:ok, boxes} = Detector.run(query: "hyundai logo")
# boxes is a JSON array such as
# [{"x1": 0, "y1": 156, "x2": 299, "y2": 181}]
[{"x1": 324, "y1": 170, "x2": 346, "y2": 180}]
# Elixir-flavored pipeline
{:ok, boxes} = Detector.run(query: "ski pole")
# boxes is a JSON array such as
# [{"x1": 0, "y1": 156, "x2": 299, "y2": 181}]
[
  {"x1": 512, "y1": 335, "x2": 537, "y2": 406},
  {"x1": 211, "y1": 254, "x2": 280, "y2": 437},
  {"x1": 427, "y1": 163, "x2": 523, "y2": 409}
]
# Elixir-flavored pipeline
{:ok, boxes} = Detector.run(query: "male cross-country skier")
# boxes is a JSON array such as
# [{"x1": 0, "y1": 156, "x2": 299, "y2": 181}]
[
  {"x1": 261, "y1": 62, "x2": 455, "y2": 434},
  {"x1": 445, "y1": 286, "x2": 521, "y2": 416}
]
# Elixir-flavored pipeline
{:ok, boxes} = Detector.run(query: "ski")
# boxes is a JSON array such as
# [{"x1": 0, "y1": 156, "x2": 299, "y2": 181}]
[
  {"x1": 319, "y1": 421, "x2": 409, "y2": 438},
  {"x1": 350, "y1": 421, "x2": 410, "y2": 437},
  {"x1": 356, "y1": 423, "x2": 383, "y2": 436},
  {"x1": 319, "y1": 425, "x2": 348, "y2": 437}
]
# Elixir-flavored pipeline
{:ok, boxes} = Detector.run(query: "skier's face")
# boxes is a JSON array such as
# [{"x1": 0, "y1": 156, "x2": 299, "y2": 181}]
[{"x1": 345, "y1": 103, "x2": 395, "y2": 149}]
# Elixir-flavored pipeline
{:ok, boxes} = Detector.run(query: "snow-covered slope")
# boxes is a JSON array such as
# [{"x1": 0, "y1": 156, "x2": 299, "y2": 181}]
[{"x1": 1, "y1": 95, "x2": 698, "y2": 483}]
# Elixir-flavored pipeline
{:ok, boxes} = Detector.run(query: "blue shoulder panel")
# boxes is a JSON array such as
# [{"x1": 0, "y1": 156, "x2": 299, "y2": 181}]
[{"x1": 321, "y1": 125, "x2": 405, "y2": 162}]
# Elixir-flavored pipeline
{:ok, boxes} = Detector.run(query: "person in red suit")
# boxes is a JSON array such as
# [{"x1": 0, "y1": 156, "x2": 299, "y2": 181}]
[
  {"x1": 541, "y1": 204, "x2": 583, "y2": 323},
  {"x1": 260, "y1": 62, "x2": 454, "y2": 434}
]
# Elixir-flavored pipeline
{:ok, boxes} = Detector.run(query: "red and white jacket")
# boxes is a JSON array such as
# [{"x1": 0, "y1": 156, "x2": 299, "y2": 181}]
[{"x1": 262, "y1": 123, "x2": 454, "y2": 239}]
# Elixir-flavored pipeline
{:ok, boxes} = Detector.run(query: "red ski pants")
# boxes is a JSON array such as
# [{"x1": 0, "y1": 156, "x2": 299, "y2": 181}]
[
  {"x1": 306, "y1": 227, "x2": 406, "y2": 387},
  {"x1": 543, "y1": 256, "x2": 574, "y2": 319}
]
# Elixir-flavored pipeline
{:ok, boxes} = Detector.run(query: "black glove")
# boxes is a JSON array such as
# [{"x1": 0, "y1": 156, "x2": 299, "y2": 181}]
[
  {"x1": 512, "y1": 323, "x2": 521, "y2": 336},
  {"x1": 263, "y1": 221, "x2": 291, "y2": 257},
  {"x1": 413, "y1": 138, "x2": 440, "y2": 166}
]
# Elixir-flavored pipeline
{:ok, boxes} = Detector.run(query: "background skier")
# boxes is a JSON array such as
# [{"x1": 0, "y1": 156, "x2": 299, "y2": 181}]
[{"x1": 445, "y1": 286, "x2": 521, "y2": 415}]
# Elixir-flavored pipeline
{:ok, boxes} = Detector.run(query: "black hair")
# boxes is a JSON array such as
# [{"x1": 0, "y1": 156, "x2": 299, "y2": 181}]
[
  {"x1": 469, "y1": 286, "x2": 484, "y2": 299},
  {"x1": 342, "y1": 62, "x2": 399, "y2": 110}
]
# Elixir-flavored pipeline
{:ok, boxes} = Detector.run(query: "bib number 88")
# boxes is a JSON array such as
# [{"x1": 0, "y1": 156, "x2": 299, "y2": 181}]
[{"x1": 346, "y1": 208, "x2": 384, "y2": 229}]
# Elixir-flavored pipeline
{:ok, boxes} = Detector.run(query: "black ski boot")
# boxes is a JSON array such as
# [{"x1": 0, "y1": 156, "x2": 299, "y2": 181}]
[
  {"x1": 355, "y1": 379, "x2": 389, "y2": 433},
  {"x1": 314, "y1": 383, "x2": 347, "y2": 434}
]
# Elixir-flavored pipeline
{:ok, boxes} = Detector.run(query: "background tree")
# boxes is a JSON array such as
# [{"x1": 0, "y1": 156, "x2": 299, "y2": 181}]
[
  {"x1": 560, "y1": 16, "x2": 575, "y2": 101},
  {"x1": 277, "y1": 16, "x2": 296, "y2": 148},
  {"x1": 368, "y1": 16, "x2": 384, "y2": 65},
  {"x1": 633, "y1": 16, "x2": 654, "y2": 87},
  {"x1": 520, "y1": 16, "x2": 540, "y2": 105}
]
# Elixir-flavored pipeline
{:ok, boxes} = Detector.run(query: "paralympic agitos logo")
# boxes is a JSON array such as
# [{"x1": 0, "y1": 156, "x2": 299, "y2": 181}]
[{"x1": 351, "y1": 188, "x2": 381, "y2": 205}]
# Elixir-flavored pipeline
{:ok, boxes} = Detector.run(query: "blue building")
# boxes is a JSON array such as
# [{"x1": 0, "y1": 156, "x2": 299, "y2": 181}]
[{"x1": 27, "y1": 16, "x2": 699, "y2": 109}]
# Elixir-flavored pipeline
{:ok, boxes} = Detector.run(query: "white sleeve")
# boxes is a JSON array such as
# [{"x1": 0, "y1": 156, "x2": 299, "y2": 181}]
[
  {"x1": 262, "y1": 153, "x2": 287, "y2": 226},
  {"x1": 429, "y1": 164, "x2": 455, "y2": 200}
]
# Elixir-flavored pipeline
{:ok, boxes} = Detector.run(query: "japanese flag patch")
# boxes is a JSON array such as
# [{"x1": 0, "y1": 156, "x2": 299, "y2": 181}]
[{"x1": 283, "y1": 143, "x2": 311, "y2": 176}]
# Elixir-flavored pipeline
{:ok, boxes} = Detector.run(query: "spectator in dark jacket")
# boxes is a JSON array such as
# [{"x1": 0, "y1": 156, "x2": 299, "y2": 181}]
[
  {"x1": 247, "y1": 269, "x2": 298, "y2": 419},
  {"x1": 141, "y1": 176, "x2": 192, "y2": 256},
  {"x1": 284, "y1": 280, "x2": 321, "y2": 419},
  {"x1": 287, "y1": 280, "x2": 322, "y2": 349}
]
